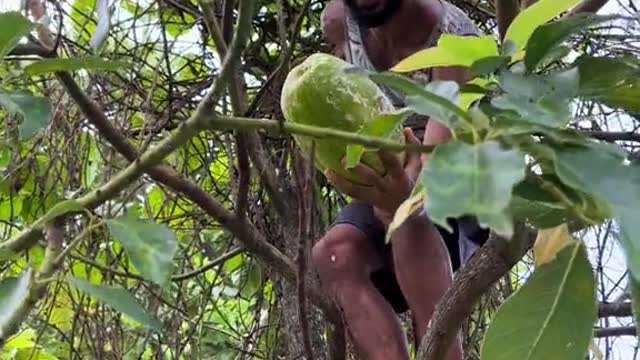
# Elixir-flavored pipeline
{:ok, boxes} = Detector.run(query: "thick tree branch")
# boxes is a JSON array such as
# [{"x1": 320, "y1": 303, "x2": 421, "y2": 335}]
[
  {"x1": 594, "y1": 326, "x2": 636, "y2": 337},
  {"x1": 416, "y1": 223, "x2": 536, "y2": 360},
  {"x1": 599, "y1": 302, "x2": 633, "y2": 318},
  {"x1": 582, "y1": 130, "x2": 640, "y2": 143},
  {"x1": 496, "y1": 0, "x2": 520, "y2": 41},
  {"x1": 569, "y1": 0, "x2": 611, "y2": 15}
]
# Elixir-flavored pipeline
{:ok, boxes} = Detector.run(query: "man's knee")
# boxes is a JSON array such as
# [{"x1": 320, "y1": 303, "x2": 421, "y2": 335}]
[{"x1": 311, "y1": 225, "x2": 376, "y2": 279}]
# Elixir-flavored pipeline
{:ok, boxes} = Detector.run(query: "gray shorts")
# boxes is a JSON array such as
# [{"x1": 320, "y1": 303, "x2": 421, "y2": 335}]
[{"x1": 333, "y1": 203, "x2": 488, "y2": 313}]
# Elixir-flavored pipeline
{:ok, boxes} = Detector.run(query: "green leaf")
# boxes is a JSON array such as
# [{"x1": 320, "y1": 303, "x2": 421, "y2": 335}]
[
  {"x1": 345, "y1": 108, "x2": 411, "y2": 169},
  {"x1": 575, "y1": 56, "x2": 640, "y2": 112},
  {"x1": 0, "y1": 145, "x2": 9, "y2": 168},
  {"x1": 470, "y1": 56, "x2": 511, "y2": 77},
  {"x1": 524, "y1": 14, "x2": 617, "y2": 71},
  {"x1": 480, "y1": 242, "x2": 596, "y2": 360},
  {"x1": 421, "y1": 141, "x2": 526, "y2": 236},
  {"x1": 0, "y1": 195, "x2": 23, "y2": 221},
  {"x1": 106, "y1": 217, "x2": 178, "y2": 286},
  {"x1": 368, "y1": 72, "x2": 472, "y2": 128},
  {"x1": 0, "y1": 12, "x2": 34, "y2": 59},
  {"x1": 392, "y1": 35, "x2": 499, "y2": 72},
  {"x1": 68, "y1": 277, "x2": 161, "y2": 330},
  {"x1": 0, "y1": 248, "x2": 17, "y2": 262},
  {"x1": 0, "y1": 269, "x2": 32, "y2": 332},
  {"x1": 24, "y1": 56, "x2": 128, "y2": 76},
  {"x1": 492, "y1": 68, "x2": 579, "y2": 128},
  {"x1": 40, "y1": 199, "x2": 84, "y2": 223},
  {"x1": 0, "y1": 91, "x2": 51, "y2": 140},
  {"x1": 404, "y1": 81, "x2": 462, "y2": 128},
  {"x1": 553, "y1": 145, "x2": 640, "y2": 281},
  {"x1": 577, "y1": 56, "x2": 640, "y2": 96},
  {"x1": 4, "y1": 328, "x2": 35, "y2": 350},
  {"x1": 504, "y1": 0, "x2": 583, "y2": 51}
]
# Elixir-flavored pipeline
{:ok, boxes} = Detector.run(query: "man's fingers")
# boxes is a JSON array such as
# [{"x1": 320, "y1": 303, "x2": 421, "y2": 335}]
[
  {"x1": 402, "y1": 127, "x2": 423, "y2": 179},
  {"x1": 346, "y1": 162, "x2": 386, "y2": 189},
  {"x1": 325, "y1": 170, "x2": 376, "y2": 200},
  {"x1": 378, "y1": 150, "x2": 405, "y2": 179}
]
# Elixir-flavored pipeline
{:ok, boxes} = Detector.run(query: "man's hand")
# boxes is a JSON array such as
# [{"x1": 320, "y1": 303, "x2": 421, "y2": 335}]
[{"x1": 326, "y1": 128, "x2": 422, "y2": 226}]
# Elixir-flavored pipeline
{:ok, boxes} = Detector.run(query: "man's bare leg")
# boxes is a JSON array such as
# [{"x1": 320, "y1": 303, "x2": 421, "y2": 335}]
[
  {"x1": 312, "y1": 224, "x2": 410, "y2": 360},
  {"x1": 390, "y1": 215, "x2": 463, "y2": 360}
]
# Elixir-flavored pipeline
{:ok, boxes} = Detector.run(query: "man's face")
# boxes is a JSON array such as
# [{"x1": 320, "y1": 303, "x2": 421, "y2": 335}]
[{"x1": 343, "y1": 0, "x2": 403, "y2": 28}]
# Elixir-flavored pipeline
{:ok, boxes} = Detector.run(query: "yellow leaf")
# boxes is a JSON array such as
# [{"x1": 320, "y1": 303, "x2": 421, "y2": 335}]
[
  {"x1": 5, "y1": 328, "x2": 35, "y2": 350},
  {"x1": 504, "y1": 0, "x2": 583, "y2": 50},
  {"x1": 533, "y1": 223, "x2": 577, "y2": 266},
  {"x1": 392, "y1": 35, "x2": 499, "y2": 73},
  {"x1": 386, "y1": 190, "x2": 425, "y2": 243}
]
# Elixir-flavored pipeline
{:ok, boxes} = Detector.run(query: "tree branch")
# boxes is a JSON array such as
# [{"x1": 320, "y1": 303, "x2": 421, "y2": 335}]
[
  {"x1": 594, "y1": 326, "x2": 636, "y2": 337},
  {"x1": 496, "y1": 0, "x2": 520, "y2": 41},
  {"x1": 599, "y1": 302, "x2": 633, "y2": 318},
  {"x1": 416, "y1": 223, "x2": 536, "y2": 360},
  {"x1": 569, "y1": 0, "x2": 611, "y2": 15},
  {"x1": 582, "y1": 130, "x2": 640, "y2": 143}
]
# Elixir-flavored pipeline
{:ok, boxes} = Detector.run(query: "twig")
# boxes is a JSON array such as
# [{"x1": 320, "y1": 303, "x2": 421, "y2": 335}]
[
  {"x1": 234, "y1": 134, "x2": 251, "y2": 219},
  {"x1": 416, "y1": 224, "x2": 537, "y2": 360},
  {"x1": 172, "y1": 246, "x2": 245, "y2": 281}
]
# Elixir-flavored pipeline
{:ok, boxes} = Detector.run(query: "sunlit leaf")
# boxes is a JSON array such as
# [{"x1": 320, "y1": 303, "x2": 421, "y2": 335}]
[
  {"x1": 392, "y1": 35, "x2": 499, "y2": 72},
  {"x1": 0, "y1": 269, "x2": 32, "y2": 334},
  {"x1": 106, "y1": 217, "x2": 178, "y2": 286},
  {"x1": 0, "y1": 12, "x2": 33, "y2": 58},
  {"x1": 524, "y1": 14, "x2": 617, "y2": 71},
  {"x1": 4, "y1": 328, "x2": 35, "y2": 350},
  {"x1": 25, "y1": 56, "x2": 128, "y2": 76},
  {"x1": 480, "y1": 242, "x2": 596, "y2": 360},
  {"x1": 0, "y1": 91, "x2": 51, "y2": 140},
  {"x1": 345, "y1": 108, "x2": 411, "y2": 169},
  {"x1": 68, "y1": 278, "x2": 161, "y2": 330},
  {"x1": 420, "y1": 141, "x2": 526, "y2": 237},
  {"x1": 504, "y1": 0, "x2": 583, "y2": 51},
  {"x1": 0, "y1": 195, "x2": 24, "y2": 221}
]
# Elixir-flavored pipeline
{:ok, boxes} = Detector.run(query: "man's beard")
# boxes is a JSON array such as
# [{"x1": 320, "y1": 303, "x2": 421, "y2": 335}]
[{"x1": 344, "y1": 0, "x2": 403, "y2": 28}]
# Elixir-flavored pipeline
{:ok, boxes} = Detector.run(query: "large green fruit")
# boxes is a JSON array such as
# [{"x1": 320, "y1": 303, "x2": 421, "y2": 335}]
[{"x1": 281, "y1": 53, "x2": 404, "y2": 185}]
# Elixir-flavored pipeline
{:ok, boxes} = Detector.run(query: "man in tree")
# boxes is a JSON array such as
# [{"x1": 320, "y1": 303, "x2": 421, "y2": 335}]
[{"x1": 311, "y1": 0, "x2": 489, "y2": 359}]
